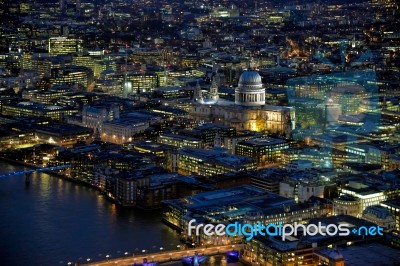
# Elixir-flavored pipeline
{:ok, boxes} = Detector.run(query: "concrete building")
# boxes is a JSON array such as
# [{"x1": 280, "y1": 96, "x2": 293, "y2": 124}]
[
  {"x1": 81, "y1": 104, "x2": 120, "y2": 132},
  {"x1": 158, "y1": 133, "x2": 203, "y2": 149},
  {"x1": 279, "y1": 169, "x2": 335, "y2": 203},
  {"x1": 381, "y1": 199, "x2": 400, "y2": 232},
  {"x1": 2, "y1": 101, "x2": 77, "y2": 120},
  {"x1": 235, "y1": 137, "x2": 289, "y2": 167},
  {"x1": 333, "y1": 195, "x2": 360, "y2": 217},
  {"x1": 336, "y1": 182, "x2": 387, "y2": 217},
  {"x1": 362, "y1": 205, "x2": 396, "y2": 230},
  {"x1": 163, "y1": 185, "x2": 293, "y2": 246},
  {"x1": 176, "y1": 147, "x2": 256, "y2": 176},
  {"x1": 101, "y1": 118, "x2": 149, "y2": 144}
]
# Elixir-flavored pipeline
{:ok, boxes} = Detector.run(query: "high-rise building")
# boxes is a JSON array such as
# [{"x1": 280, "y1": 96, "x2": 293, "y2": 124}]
[
  {"x1": 51, "y1": 66, "x2": 93, "y2": 88},
  {"x1": 48, "y1": 37, "x2": 83, "y2": 56}
]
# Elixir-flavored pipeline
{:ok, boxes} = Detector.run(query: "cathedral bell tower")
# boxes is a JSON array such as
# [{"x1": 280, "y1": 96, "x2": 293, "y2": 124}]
[
  {"x1": 210, "y1": 73, "x2": 220, "y2": 102},
  {"x1": 193, "y1": 80, "x2": 203, "y2": 103}
]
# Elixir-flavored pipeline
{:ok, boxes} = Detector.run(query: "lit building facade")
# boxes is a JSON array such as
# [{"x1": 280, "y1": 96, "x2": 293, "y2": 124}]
[
  {"x1": 362, "y1": 205, "x2": 396, "y2": 230},
  {"x1": 335, "y1": 183, "x2": 387, "y2": 217},
  {"x1": 101, "y1": 119, "x2": 149, "y2": 144},
  {"x1": 48, "y1": 37, "x2": 83, "y2": 56},
  {"x1": 333, "y1": 196, "x2": 361, "y2": 217},
  {"x1": 158, "y1": 133, "x2": 203, "y2": 149},
  {"x1": 81, "y1": 104, "x2": 120, "y2": 132},
  {"x1": 176, "y1": 147, "x2": 256, "y2": 176},
  {"x1": 115, "y1": 175, "x2": 137, "y2": 206},
  {"x1": 242, "y1": 236, "x2": 315, "y2": 266},
  {"x1": 163, "y1": 186, "x2": 292, "y2": 246},
  {"x1": 51, "y1": 66, "x2": 94, "y2": 89},
  {"x1": 243, "y1": 203, "x2": 324, "y2": 226},
  {"x1": 190, "y1": 70, "x2": 294, "y2": 136},
  {"x1": 381, "y1": 199, "x2": 400, "y2": 232},
  {"x1": 235, "y1": 137, "x2": 289, "y2": 167},
  {"x1": 34, "y1": 123, "x2": 93, "y2": 148},
  {"x1": 2, "y1": 101, "x2": 77, "y2": 120}
]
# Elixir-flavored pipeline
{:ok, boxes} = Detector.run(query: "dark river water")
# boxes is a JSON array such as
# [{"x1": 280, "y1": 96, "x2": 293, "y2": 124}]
[{"x1": 0, "y1": 162, "x2": 180, "y2": 266}]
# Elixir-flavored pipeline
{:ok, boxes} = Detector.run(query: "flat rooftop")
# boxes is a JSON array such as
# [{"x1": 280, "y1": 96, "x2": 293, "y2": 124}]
[
  {"x1": 160, "y1": 133, "x2": 202, "y2": 142},
  {"x1": 178, "y1": 147, "x2": 255, "y2": 168},
  {"x1": 240, "y1": 137, "x2": 287, "y2": 146},
  {"x1": 340, "y1": 243, "x2": 400, "y2": 266},
  {"x1": 185, "y1": 185, "x2": 268, "y2": 209}
]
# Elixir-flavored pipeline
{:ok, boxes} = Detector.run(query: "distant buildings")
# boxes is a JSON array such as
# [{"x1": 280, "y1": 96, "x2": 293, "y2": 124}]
[{"x1": 0, "y1": 0, "x2": 400, "y2": 260}]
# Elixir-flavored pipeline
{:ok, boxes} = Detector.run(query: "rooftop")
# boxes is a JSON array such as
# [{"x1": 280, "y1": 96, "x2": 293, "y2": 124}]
[
  {"x1": 160, "y1": 133, "x2": 202, "y2": 142},
  {"x1": 240, "y1": 137, "x2": 287, "y2": 146},
  {"x1": 178, "y1": 147, "x2": 255, "y2": 169},
  {"x1": 183, "y1": 185, "x2": 290, "y2": 211},
  {"x1": 340, "y1": 243, "x2": 400, "y2": 266}
]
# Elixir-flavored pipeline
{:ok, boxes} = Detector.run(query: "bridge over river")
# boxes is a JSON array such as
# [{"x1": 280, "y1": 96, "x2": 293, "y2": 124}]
[{"x1": 83, "y1": 244, "x2": 245, "y2": 266}]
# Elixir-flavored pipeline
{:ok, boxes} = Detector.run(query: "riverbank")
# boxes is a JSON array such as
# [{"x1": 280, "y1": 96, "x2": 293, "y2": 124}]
[
  {"x1": 0, "y1": 157, "x2": 167, "y2": 210},
  {"x1": 0, "y1": 160, "x2": 181, "y2": 265},
  {"x1": 0, "y1": 157, "x2": 115, "y2": 199}
]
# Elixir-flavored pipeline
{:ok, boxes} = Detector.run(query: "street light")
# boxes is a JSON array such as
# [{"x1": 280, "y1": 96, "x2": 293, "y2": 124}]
[
  {"x1": 124, "y1": 252, "x2": 129, "y2": 256},
  {"x1": 67, "y1": 263, "x2": 72, "y2": 265},
  {"x1": 86, "y1": 258, "x2": 91, "y2": 262},
  {"x1": 106, "y1": 254, "x2": 110, "y2": 261},
  {"x1": 160, "y1": 247, "x2": 164, "y2": 252}
]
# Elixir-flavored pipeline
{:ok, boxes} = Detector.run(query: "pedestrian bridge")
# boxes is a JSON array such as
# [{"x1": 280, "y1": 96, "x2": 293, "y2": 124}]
[{"x1": 0, "y1": 164, "x2": 70, "y2": 180}]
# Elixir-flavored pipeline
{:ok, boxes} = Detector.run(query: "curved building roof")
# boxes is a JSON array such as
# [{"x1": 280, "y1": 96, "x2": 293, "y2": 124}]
[{"x1": 238, "y1": 70, "x2": 262, "y2": 87}]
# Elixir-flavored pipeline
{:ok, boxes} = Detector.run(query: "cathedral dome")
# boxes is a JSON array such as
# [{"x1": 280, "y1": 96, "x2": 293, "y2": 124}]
[
  {"x1": 238, "y1": 70, "x2": 262, "y2": 87},
  {"x1": 235, "y1": 70, "x2": 265, "y2": 106}
]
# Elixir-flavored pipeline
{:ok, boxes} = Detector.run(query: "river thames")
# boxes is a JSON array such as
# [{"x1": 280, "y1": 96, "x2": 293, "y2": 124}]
[{"x1": 0, "y1": 162, "x2": 181, "y2": 266}]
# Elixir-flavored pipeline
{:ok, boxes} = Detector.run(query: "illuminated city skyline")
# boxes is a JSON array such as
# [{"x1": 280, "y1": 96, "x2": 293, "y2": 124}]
[{"x1": 0, "y1": 0, "x2": 399, "y2": 265}]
